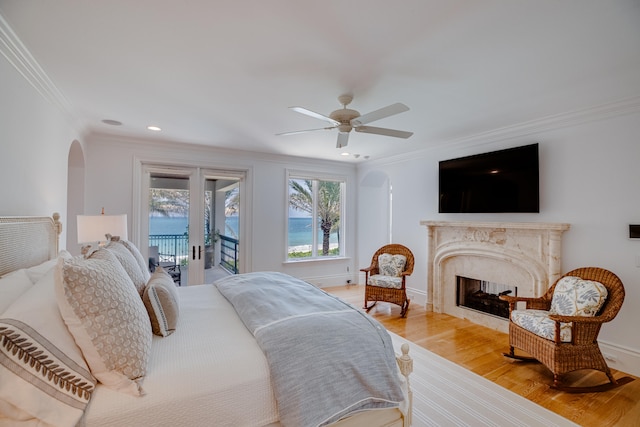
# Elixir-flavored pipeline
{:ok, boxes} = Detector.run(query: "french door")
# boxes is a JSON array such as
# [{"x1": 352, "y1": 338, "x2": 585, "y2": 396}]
[{"x1": 138, "y1": 164, "x2": 243, "y2": 285}]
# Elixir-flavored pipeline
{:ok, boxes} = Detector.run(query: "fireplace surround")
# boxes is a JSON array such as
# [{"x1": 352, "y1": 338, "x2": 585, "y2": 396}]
[{"x1": 421, "y1": 221, "x2": 570, "y2": 332}]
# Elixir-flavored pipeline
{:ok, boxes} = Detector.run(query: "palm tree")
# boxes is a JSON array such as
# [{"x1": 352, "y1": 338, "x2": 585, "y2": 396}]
[{"x1": 289, "y1": 179, "x2": 340, "y2": 255}]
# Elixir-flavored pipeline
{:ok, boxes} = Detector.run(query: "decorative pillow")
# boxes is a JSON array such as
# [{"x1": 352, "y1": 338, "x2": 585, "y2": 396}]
[
  {"x1": 0, "y1": 267, "x2": 96, "y2": 427},
  {"x1": 143, "y1": 267, "x2": 180, "y2": 337},
  {"x1": 55, "y1": 249, "x2": 152, "y2": 396},
  {"x1": 105, "y1": 240, "x2": 148, "y2": 295},
  {"x1": 117, "y1": 238, "x2": 151, "y2": 284},
  {"x1": 550, "y1": 276, "x2": 608, "y2": 317},
  {"x1": 0, "y1": 269, "x2": 33, "y2": 314},
  {"x1": 511, "y1": 309, "x2": 573, "y2": 342},
  {"x1": 378, "y1": 253, "x2": 407, "y2": 277}
]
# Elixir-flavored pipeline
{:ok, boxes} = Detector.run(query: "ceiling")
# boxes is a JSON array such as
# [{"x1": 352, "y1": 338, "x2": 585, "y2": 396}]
[{"x1": 1, "y1": 1, "x2": 639, "y2": 162}]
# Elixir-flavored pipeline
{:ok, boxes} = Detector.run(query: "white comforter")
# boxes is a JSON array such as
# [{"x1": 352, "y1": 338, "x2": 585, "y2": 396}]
[{"x1": 78, "y1": 285, "x2": 279, "y2": 427}]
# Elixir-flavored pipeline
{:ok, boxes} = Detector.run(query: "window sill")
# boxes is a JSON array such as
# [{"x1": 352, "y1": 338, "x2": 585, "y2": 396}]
[{"x1": 283, "y1": 256, "x2": 350, "y2": 265}]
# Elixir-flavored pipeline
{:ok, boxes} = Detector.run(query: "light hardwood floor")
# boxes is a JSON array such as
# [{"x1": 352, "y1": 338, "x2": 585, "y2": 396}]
[{"x1": 325, "y1": 284, "x2": 640, "y2": 427}]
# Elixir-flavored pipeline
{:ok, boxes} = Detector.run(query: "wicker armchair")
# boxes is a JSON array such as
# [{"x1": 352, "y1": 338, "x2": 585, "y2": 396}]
[
  {"x1": 360, "y1": 244, "x2": 414, "y2": 317},
  {"x1": 500, "y1": 267, "x2": 633, "y2": 392}
]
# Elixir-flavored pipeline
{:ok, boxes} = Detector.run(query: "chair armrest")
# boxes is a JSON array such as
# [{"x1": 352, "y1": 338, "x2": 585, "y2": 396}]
[
  {"x1": 499, "y1": 295, "x2": 550, "y2": 311},
  {"x1": 360, "y1": 266, "x2": 375, "y2": 273},
  {"x1": 547, "y1": 314, "x2": 606, "y2": 324}
]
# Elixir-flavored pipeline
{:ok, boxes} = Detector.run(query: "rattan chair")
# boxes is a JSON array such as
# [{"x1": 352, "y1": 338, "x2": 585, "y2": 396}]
[
  {"x1": 360, "y1": 244, "x2": 414, "y2": 317},
  {"x1": 500, "y1": 267, "x2": 633, "y2": 392}
]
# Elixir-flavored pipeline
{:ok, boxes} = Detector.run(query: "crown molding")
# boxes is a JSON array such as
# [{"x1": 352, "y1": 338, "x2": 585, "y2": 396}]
[
  {"x1": 364, "y1": 95, "x2": 640, "y2": 168},
  {"x1": 0, "y1": 13, "x2": 77, "y2": 123}
]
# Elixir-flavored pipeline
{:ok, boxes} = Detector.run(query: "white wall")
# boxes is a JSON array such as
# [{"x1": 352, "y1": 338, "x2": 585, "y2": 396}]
[
  {"x1": 0, "y1": 53, "x2": 78, "y2": 241},
  {"x1": 81, "y1": 134, "x2": 358, "y2": 287},
  {"x1": 356, "y1": 108, "x2": 640, "y2": 376}
]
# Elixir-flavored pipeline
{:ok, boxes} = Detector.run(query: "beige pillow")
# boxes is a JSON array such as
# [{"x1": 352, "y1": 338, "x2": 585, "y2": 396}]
[
  {"x1": 143, "y1": 267, "x2": 180, "y2": 337},
  {"x1": 105, "y1": 240, "x2": 147, "y2": 295},
  {"x1": 118, "y1": 238, "x2": 151, "y2": 284},
  {"x1": 55, "y1": 249, "x2": 152, "y2": 396},
  {"x1": 0, "y1": 267, "x2": 96, "y2": 427}
]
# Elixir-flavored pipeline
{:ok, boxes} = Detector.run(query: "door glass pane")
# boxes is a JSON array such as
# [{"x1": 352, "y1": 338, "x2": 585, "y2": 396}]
[
  {"x1": 148, "y1": 174, "x2": 189, "y2": 285},
  {"x1": 223, "y1": 185, "x2": 240, "y2": 274}
]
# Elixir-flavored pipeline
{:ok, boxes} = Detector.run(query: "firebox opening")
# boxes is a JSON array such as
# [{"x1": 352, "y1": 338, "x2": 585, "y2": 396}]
[{"x1": 456, "y1": 276, "x2": 516, "y2": 319}]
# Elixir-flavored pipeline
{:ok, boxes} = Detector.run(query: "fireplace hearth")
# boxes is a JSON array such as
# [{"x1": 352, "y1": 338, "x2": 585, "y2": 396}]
[{"x1": 456, "y1": 276, "x2": 515, "y2": 319}]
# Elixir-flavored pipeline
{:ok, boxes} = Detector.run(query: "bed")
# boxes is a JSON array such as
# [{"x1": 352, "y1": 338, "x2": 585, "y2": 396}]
[{"x1": 0, "y1": 214, "x2": 413, "y2": 427}]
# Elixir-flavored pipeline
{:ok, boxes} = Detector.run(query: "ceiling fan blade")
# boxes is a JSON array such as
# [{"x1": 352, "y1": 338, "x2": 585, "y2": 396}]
[
  {"x1": 290, "y1": 106, "x2": 340, "y2": 126},
  {"x1": 276, "y1": 126, "x2": 336, "y2": 136},
  {"x1": 354, "y1": 126, "x2": 413, "y2": 139},
  {"x1": 351, "y1": 103, "x2": 409, "y2": 126},
  {"x1": 336, "y1": 132, "x2": 349, "y2": 149}
]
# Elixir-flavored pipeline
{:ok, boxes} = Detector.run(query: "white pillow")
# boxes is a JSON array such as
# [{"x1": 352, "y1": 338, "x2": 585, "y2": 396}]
[
  {"x1": 0, "y1": 269, "x2": 33, "y2": 314},
  {"x1": 55, "y1": 249, "x2": 152, "y2": 396},
  {"x1": 0, "y1": 267, "x2": 96, "y2": 427},
  {"x1": 24, "y1": 256, "x2": 59, "y2": 284}
]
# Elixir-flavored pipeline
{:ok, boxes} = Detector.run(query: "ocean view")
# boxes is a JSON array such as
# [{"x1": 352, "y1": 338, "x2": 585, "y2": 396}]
[{"x1": 149, "y1": 216, "x2": 338, "y2": 247}]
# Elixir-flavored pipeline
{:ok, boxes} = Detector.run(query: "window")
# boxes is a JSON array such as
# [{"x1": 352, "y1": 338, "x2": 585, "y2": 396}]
[{"x1": 287, "y1": 173, "x2": 345, "y2": 260}]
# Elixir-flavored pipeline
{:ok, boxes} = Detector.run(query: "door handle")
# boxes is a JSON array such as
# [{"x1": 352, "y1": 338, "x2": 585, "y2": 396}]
[
  {"x1": 192, "y1": 246, "x2": 196, "y2": 260},
  {"x1": 198, "y1": 245, "x2": 202, "y2": 260}
]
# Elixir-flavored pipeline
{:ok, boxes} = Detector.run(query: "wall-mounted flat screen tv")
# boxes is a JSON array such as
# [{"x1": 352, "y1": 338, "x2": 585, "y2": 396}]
[{"x1": 439, "y1": 143, "x2": 539, "y2": 213}]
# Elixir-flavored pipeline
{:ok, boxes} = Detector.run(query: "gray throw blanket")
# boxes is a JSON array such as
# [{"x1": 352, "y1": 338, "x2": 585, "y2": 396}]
[{"x1": 215, "y1": 272, "x2": 404, "y2": 427}]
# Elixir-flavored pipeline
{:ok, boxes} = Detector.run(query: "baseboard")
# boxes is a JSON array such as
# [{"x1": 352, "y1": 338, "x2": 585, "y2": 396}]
[
  {"x1": 599, "y1": 340, "x2": 640, "y2": 378},
  {"x1": 405, "y1": 286, "x2": 428, "y2": 308}
]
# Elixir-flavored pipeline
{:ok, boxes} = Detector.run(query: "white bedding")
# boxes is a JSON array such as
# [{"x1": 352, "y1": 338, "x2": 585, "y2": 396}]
[{"x1": 79, "y1": 284, "x2": 279, "y2": 427}]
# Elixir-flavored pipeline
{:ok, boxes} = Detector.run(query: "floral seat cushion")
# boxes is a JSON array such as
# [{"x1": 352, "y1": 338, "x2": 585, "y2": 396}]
[
  {"x1": 511, "y1": 309, "x2": 573, "y2": 342},
  {"x1": 511, "y1": 276, "x2": 608, "y2": 342},
  {"x1": 368, "y1": 274, "x2": 403, "y2": 289}
]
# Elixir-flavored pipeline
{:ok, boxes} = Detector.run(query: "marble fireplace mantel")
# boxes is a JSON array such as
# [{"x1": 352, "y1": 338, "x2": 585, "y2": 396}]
[{"x1": 421, "y1": 220, "x2": 570, "y2": 332}]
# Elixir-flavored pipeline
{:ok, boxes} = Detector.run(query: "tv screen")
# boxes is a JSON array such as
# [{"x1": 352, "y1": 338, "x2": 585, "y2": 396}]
[{"x1": 439, "y1": 143, "x2": 539, "y2": 213}]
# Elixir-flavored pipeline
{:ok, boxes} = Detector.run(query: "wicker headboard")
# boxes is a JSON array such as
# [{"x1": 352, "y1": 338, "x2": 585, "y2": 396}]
[{"x1": 0, "y1": 213, "x2": 62, "y2": 277}]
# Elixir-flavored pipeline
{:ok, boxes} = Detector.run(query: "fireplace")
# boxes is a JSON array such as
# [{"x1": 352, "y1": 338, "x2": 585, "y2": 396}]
[
  {"x1": 421, "y1": 221, "x2": 570, "y2": 332},
  {"x1": 456, "y1": 276, "x2": 516, "y2": 319}
]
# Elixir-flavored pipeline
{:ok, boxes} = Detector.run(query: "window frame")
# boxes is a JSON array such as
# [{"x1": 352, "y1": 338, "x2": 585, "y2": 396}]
[{"x1": 285, "y1": 169, "x2": 347, "y2": 262}]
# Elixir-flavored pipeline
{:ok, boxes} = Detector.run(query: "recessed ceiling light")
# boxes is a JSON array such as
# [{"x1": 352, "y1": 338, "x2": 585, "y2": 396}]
[
  {"x1": 147, "y1": 125, "x2": 162, "y2": 131},
  {"x1": 102, "y1": 119, "x2": 122, "y2": 126},
  {"x1": 341, "y1": 152, "x2": 350, "y2": 156}
]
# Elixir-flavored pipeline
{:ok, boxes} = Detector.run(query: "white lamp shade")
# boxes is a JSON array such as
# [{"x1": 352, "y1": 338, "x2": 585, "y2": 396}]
[{"x1": 77, "y1": 214, "x2": 128, "y2": 244}]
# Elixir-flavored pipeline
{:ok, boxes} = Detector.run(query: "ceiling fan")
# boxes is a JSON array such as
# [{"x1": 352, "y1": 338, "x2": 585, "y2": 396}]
[{"x1": 277, "y1": 94, "x2": 413, "y2": 148}]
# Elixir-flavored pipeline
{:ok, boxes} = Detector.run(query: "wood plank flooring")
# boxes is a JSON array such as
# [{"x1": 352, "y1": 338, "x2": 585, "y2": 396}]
[{"x1": 325, "y1": 284, "x2": 640, "y2": 427}]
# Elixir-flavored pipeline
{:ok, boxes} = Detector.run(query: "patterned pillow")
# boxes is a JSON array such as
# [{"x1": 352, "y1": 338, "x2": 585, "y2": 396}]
[
  {"x1": 0, "y1": 267, "x2": 96, "y2": 427},
  {"x1": 105, "y1": 240, "x2": 147, "y2": 296},
  {"x1": 118, "y1": 238, "x2": 151, "y2": 284},
  {"x1": 550, "y1": 276, "x2": 608, "y2": 317},
  {"x1": 378, "y1": 253, "x2": 407, "y2": 277},
  {"x1": 55, "y1": 249, "x2": 152, "y2": 396},
  {"x1": 143, "y1": 267, "x2": 180, "y2": 337}
]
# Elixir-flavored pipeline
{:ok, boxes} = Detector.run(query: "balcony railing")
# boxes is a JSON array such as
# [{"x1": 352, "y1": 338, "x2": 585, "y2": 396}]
[
  {"x1": 220, "y1": 235, "x2": 239, "y2": 274},
  {"x1": 149, "y1": 234, "x2": 189, "y2": 264},
  {"x1": 149, "y1": 234, "x2": 238, "y2": 274}
]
